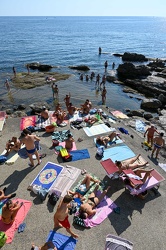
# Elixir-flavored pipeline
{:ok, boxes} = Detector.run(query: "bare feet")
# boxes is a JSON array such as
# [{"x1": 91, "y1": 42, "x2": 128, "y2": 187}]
[{"x1": 71, "y1": 232, "x2": 79, "y2": 238}]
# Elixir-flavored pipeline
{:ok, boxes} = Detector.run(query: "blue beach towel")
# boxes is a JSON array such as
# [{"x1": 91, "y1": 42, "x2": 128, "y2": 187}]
[
  {"x1": 70, "y1": 149, "x2": 90, "y2": 161},
  {"x1": 30, "y1": 162, "x2": 64, "y2": 190},
  {"x1": 102, "y1": 144, "x2": 135, "y2": 162},
  {"x1": 46, "y1": 230, "x2": 77, "y2": 250},
  {"x1": 135, "y1": 120, "x2": 146, "y2": 133}
]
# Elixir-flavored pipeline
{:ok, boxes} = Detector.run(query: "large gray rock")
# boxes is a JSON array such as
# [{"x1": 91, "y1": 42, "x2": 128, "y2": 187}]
[
  {"x1": 117, "y1": 63, "x2": 151, "y2": 79},
  {"x1": 27, "y1": 63, "x2": 53, "y2": 71},
  {"x1": 29, "y1": 102, "x2": 50, "y2": 114},
  {"x1": 141, "y1": 98, "x2": 162, "y2": 109},
  {"x1": 129, "y1": 109, "x2": 144, "y2": 117},
  {"x1": 69, "y1": 65, "x2": 90, "y2": 71},
  {"x1": 122, "y1": 52, "x2": 148, "y2": 62},
  {"x1": 158, "y1": 94, "x2": 166, "y2": 104},
  {"x1": 143, "y1": 113, "x2": 153, "y2": 120}
]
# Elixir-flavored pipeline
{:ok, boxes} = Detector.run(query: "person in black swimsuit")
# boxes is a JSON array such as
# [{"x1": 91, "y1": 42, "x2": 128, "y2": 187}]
[{"x1": 79, "y1": 185, "x2": 110, "y2": 219}]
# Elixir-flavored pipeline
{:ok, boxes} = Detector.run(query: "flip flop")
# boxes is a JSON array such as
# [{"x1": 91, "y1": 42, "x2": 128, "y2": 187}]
[{"x1": 18, "y1": 222, "x2": 26, "y2": 233}]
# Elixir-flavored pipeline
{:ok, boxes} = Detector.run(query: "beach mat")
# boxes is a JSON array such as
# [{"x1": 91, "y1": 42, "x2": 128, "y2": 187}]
[
  {"x1": 84, "y1": 191, "x2": 117, "y2": 228},
  {"x1": 46, "y1": 230, "x2": 77, "y2": 250},
  {"x1": 30, "y1": 162, "x2": 64, "y2": 191},
  {"x1": 1, "y1": 145, "x2": 25, "y2": 165},
  {"x1": 0, "y1": 111, "x2": 6, "y2": 131},
  {"x1": 50, "y1": 165, "x2": 81, "y2": 197},
  {"x1": 83, "y1": 124, "x2": 116, "y2": 137},
  {"x1": 70, "y1": 149, "x2": 90, "y2": 162},
  {"x1": 102, "y1": 144, "x2": 136, "y2": 162},
  {"x1": 158, "y1": 163, "x2": 166, "y2": 172},
  {"x1": 135, "y1": 119, "x2": 147, "y2": 133},
  {"x1": 20, "y1": 116, "x2": 36, "y2": 130},
  {"x1": 0, "y1": 198, "x2": 32, "y2": 243},
  {"x1": 54, "y1": 141, "x2": 77, "y2": 155},
  {"x1": 111, "y1": 110, "x2": 129, "y2": 119},
  {"x1": 105, "y1": 234, "x2": 133, "y2": 250}
]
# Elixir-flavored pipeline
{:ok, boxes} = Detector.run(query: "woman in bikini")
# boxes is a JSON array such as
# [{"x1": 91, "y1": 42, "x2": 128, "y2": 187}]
[{"x1": 2, "y1": 199, "x2": 23, "y2": 224}]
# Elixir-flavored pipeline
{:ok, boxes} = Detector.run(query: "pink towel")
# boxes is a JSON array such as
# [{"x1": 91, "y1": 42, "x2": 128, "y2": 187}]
[
  {"x1": 0, "y1": 198, "x2": 32, "y2": 243},
  {"x1": 84, "y1": 191, "x2": 117, "y2": 228},
  {"x1": 20, "y1": 116, "x2": 36, "y2": 130},
  {"x1": 55, "y1": 141, "x2": 77, "y2": 154}
]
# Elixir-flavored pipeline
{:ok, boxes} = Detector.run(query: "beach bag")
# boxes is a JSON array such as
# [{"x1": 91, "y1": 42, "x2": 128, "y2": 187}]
[
  {"x1": 48, "y1": 193, "x2": 59, "y2": 206},
  {"x1": 96, "y1": 146, "x2": 104, "y2": 159},
  {"x1": 63, "y1": 153, "x2": 72, "y2": 162},
  {"x1": 0, "y1": 231, "x2": 7, "y2": 247},
  {"x1": 73, "y1": 216, "x2": 86, "y2": 227},
  {"x1": 0, "y1": 155, "x2": 7, "y2": 164}
]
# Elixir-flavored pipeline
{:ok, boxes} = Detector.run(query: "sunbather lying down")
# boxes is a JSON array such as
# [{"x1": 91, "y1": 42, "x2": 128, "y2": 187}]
[
  {"x1": 123, "y1": 168, "x2": 154, "y2": 188},
  {"x1": 79, "y1": 184, "x2": 110, "y2": 219},
  {"x1": 96, "y1": 132, "x2": 119, "y2": 147},
  {"x1": 31, "y1": 241, "x2": 57, "y2": 250},
  {"x1": 115, "y1": 154, "x2": 148, "y2": 173}
]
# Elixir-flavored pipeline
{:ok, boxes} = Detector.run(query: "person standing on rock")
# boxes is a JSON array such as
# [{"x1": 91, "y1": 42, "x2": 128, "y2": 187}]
[
  {"x1": 144, "y1": 125, "x2": 159, "y2": 147},
  {"x1": 151, "y1": 132, "x2": 165, "y2": 159}
]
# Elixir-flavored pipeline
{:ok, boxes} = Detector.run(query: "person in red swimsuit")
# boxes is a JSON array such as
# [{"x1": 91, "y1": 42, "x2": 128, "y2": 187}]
[{"x1": 54, "y1": 195, "x2": 79, "y2": 238}]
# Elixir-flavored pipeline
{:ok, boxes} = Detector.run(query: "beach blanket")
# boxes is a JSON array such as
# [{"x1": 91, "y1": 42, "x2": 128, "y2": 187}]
[
  {"x1": 52, "y1": 130, "x2": 71, "y2": 142},
  {"x1": 1, "y1": 145, "x2": 25, "y2": 165},
  {"x1": 50, "y1": 165, "x2": 81, "y2": 197},
  {"x1": 84, "y1": 191, "x2": 117, "y2": 228},
  {"x1": 83, "y1": 124, "x2": 116, "y2": 137},
  {"x1": 35, "y1": 111, "x2": 57, "y2": 129},
  {"x1": 30, "y1": 162, "x2": 64, "y2": 191},
  {"x1": 0, "y1": 198, "x2": 32, "y2": 243},
  {"x1": 94, "y1": 136, "x2": 123, "y2": 148},
  {"x1": 111, "y1": 110, "x2": 129, "y2": 119},
  {"x1": 102, "y1": 144, "x2": 136, "y2": 162},
  {"x1": 0, "y1": 111, "x2": 6, "y2": 131},
  {"x1": 105, "y1": 234, "x2": 133, "y2": 250},
  {"x1": 158, "y1": 163, "x2": 166, "y2": 172},
  {"x1": 20, "y1": 116, "x2": 36, "y2": 130},
  {"x1": 54, "y1": 141, "x2": 77, "y2": 155},
  {"x1": 135, "y1": 120, "x2": 147, "y2": 133},
  {"x1": 70, "y1": 149, "x2": 90, "y2": 162},
  {"x1": 46, "y1": 231, "x2": 77, "y2": 250}
]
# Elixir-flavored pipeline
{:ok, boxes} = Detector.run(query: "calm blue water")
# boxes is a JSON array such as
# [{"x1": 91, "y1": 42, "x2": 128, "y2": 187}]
[{"x1": 0, "y1": 16, "x2": 166, "y2": 111}]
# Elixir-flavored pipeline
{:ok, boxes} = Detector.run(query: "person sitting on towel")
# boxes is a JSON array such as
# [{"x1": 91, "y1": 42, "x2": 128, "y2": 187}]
[
  {"x1": 0, "y1": 187, "x2": 16, "y2": 202},
  {"x1": 36, "y1": 106, "x2": 49, "y2": 120},
  {"x1": 1, "y1": 199, "x2": 23, "y2": 224},
  {"x1": 115, "y1": 154, "x2": 149, "y2": 173},
  {"x1": 123, "y1": 168, "x2": 154, "y2": 188},
  {"x1": 96, "y1": 132, "x2": 119, "y2": 148},
  {"x1": 65, "y1": 133, "x2": 75, "y2": 150},
  {"x1": 5, "y1": 136, "x2": 21, "y2": 155},
  {"x1": 31, "y1": 241, "x2": 57, "y2": 250},
  {"x1": 79, "y1": 185, "x2": 110, "y2": 219}
]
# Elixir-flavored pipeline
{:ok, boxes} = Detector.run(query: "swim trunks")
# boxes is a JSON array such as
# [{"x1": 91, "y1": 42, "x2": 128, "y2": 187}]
[
  {"x1": 58, "y1": 215, "x2": 70, "y2": 229},
  {"x1": 154, "y1": 143, "x2": 162, "y2": 149},
  {"x1": 26, "y1": 148, "x2": 36, "y2": 154}
]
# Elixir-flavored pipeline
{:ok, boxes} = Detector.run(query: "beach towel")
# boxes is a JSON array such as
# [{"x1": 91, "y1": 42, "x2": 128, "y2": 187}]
[
  {"x1": 84, "y1": 191, "x2": 117, "y2": 228},
  {"x1": 20, "y1": 116, "x2": 36, "y2": 130},
  {"x1": 50, "y1": 165, "x2": 81, "y2": 197},
  {"x1": 105, "y1": 234, "x2": 133, "y2": 250},
  {"x1": 52, "y1": 130, "x2": 71, "y2": 142},
  {"x1": 135, "y1": 120, "x2": 147, "y2": 133},
  {"x1": 0, "y1": 111, "x2": 6, "y2": 131},
  {"x1": 54, "y1": 141, "x2": 77, "y2": 155},
  {"x1": 1, "y1": 145, "x2": 25, "y2": 165},
  {"x1": 70, "y1": 149, "x2": 90, "y2": 162},
  {"x1": 102, "y1": 144, "x2": 136, "y2": 162},
  {"x1": 83, "y1": 124, "x2": 116, "y2": 137},
  {"x1": 30, "y1": 162, "x2": 64, "y2": 191},
  {"x1": 0, "y1": 198, "x2": 32, "y2": 244},
  {"x1": 94, "y1": 136, "x2": 123, "y2": 148},
  {"x1": 46, "y1": 230, "x2": 77, "y2": 250},
  {"x1": 111, "y1": 110, "x2": 129, "y2": 119}
]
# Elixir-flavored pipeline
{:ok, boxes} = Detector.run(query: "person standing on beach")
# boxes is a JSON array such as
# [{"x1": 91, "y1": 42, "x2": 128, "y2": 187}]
[
  {"x1": 52, "y1": 83, "x2": 59, "y2": 99},
  {"x1": 144, "y1": 125, "x2": 159, "y2": 147},
  {"x1": 12, "y1": 67, "x2": 16, "y2": 77},
  {"x1": 4, "y1": 79, "x2": 10, "y2": 92},
  {"x1": 104, "y1": 61, "x2": 108, "y2": 71},
  {"x1": 20, "y1": 129, "x2": 41, "y2": 167},
  {"x1": 101, "y1": 86, "x2": 107, "y2": 104},
  {"x1": 96, "y1": 74, "x2": 100, "y2": 86},
  {"x1": 64, "y1": 93, "x2": 71, "y2": 108},
  {"x1": 54, "y1": 194, "x2": 79, "y2": 238},
  {"x1": 151, "y1": 132, "x2": 165, "y2": 159}
]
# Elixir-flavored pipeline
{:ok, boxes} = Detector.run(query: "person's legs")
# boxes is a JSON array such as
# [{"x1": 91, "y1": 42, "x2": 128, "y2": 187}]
[
  {"x1": 66, "y1": 228, "x2": 79, "y2": 238},
  {"x1": 155, "y1": 148, "x2": 161, "y2": 159},
  {"x1": 151, "y1": 146, "x2": 157, "y2": 156},
  {"x1": 95, "y1": 186, "x2": 110, "y2": 205},
  {"x1": 108, "y1": 132, "x2": 117, "y2": 142},
  {"x1": 34, "y1": 150, "x2": 41, "y2": 165},
  {"x1": 81, "y1": 174, "x2": 99, "y2": 189},
  {"x1": 28, "y1": 153, "x2": 34, "y2": 167},
  {"x1": 134, "y1": 169, "x2": 154, "y2": 183}
]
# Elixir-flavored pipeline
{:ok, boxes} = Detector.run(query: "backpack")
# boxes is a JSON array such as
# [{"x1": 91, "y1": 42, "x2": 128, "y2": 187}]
[
  {"x1": 48, "y1": 193, "x2": 59, "y2": 206},
  {"x1": 0, "y1": 155, "x2": 7, "y2": 165},
  {"x1": 0, "y1": 231, "x2": 7, "y2": 247}
]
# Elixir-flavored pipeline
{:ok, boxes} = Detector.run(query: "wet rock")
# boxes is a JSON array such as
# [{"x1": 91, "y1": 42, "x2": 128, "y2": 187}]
[
  {"x1": 106, "y1": 75, "x2": 117, "y2": 82},
  {"x1": 12, "y1": 111, "x2": 27, "y2": 117},
  {"x1": 18, "y1": 104, "x2": 26, "y2": 110},
  {"x1": 69, "y1": 65, "x2": 90, "y2": 71},
  {"x1": 129, "y1": 109, "x2": 144, "y2": 117},
  {"x1": 27, "y1": 63, "x2": 53, "y2": 71},
  {"x1": 29, "y1": 102, "x2": 50, "y2": 114},
  {"x1": 122, "y1": 52, "x2": 148, "y2": 62},
  {"x1": 158, "y1": 94, "x2": 166, "y2": 104},
  {"x1": 117, "y1": 63, "x2": 151, "y2": 79},
  {"x1": 6, "y1": 109, "x2": 13, "y2": 115},
  {"x1": 113, "y1": 53, "x2": 123, "y2": 57},
  {"x1": 141, "y1": 98, "x2": 162, "y2": 109},
  {"x1": 143, "y1": 113, "x2": 153, "y2": 120}
]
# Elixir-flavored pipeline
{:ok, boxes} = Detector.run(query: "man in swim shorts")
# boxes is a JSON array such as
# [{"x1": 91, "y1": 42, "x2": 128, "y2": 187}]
[
  {"x1": 144, "y1": 125, "x2": 159, "y2": 147},
  {"x1": 54, "y1": 195, "x2": 79, "y2": 238},
  {"x1": 20, "y1": 128, "x2": 41, "y2": 167},
  {"x1": 151, "y1": 132, "x2": 165, "y2": 159}
]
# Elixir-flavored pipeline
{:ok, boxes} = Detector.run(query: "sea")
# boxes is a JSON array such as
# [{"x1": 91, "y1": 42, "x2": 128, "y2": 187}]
[{"x1": 0, "y1": 16, "x2": 166, "y2": 112}]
